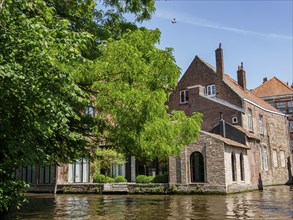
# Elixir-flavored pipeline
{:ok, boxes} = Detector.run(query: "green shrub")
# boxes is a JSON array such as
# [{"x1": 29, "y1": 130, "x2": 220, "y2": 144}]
[
  {"x1": 147, "y1": 176, "x2": 154, "y2": 183},
  {"x1": 93, "y1": 174, "x2": 106, "y2": 183},
  {"x1": 136, "y1": 175, "x2": 154, "y2": 183},
  {"x1": 114, "y1": 176, "x2": 127, "y2": 183},
  {"x1": 153, "y1": 174, "x2": 168, "y2": 183},
  {"x1": 105, "y1": 176, "x2": 115, "y2": 183}
]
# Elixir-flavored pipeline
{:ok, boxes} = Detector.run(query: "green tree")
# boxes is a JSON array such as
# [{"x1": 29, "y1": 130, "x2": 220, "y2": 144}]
[
  {"x1": 88, "y1": 29, "x2": 202, "y2": 160},
  {"x1": 0, "y1": 0, "x2": 202, "y2": 212},
  {"x1": 0, "y1": 0, "x2": 93, "y2": 211}
]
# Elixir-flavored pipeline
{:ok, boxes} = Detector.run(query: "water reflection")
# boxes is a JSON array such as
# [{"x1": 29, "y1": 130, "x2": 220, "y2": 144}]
[{"x1": 2, "y1": 186, "x2": 293, "y2": 220}]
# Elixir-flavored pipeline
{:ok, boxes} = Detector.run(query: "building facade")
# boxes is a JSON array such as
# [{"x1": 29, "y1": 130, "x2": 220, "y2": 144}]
[
  {"x1": 252, "y1": 77, "x2": 293, "y2": 153},
  {"x1": 168, "y1": 45, "x2": 292, "y2": 192}
]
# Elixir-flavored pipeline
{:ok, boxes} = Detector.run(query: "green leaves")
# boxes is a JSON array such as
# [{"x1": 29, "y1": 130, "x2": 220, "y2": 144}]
[{"x1": 91, "y1": 29, "x2": 202, "y2": 160}]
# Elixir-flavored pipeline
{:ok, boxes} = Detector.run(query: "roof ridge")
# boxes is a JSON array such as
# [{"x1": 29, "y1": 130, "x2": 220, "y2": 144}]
[{"x1": 223, "y1": 74, "x2": 282, "y2": 113}]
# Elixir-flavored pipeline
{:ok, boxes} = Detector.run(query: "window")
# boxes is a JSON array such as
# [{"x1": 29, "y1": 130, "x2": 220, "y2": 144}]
[
  {"x1": 206, "y1": 84, "x2": 216, "y2": 97},
  {"x1": 231, "y1": 152, "x2": 237, "y2": 182},
  {"x1": 39, "y1": 166, "x2": 55, "y2": 184},
  {"x1": 280, "y1": 109, "x2": 287, "y2": 114},
  {"x1": 85, "y1": 106, "x2": 95, "y2": 117},
  {"x1": 232, "y1": 117, "x2": 238, "y2": 124},
  {"x1": 259, "y1": 114, "x2": 264, "y2": 135},
  {"x1": 276, "y1": 102, "x2": 286, "y2": 108},
  {"x1": 240, "y1": 153, "x2": 245, "y2": 181},
  {"x1": 272, "y1": 150, "x2": 278, "y2": 168},
  {"x1": 248, "y1": 108, "x2": 253, "y2": 131},
  {"x1": 68, "y1": 158, "x2": 90, "y2": 183},
  {"x1": 190, "y1": 151, "x2": 204, "y2": 182},
  {"x1": 180, "y1": 90, "x2": 189, "y2": 104},
  {"x1": 262, "y1": 147, "x2": 268, "y2": 171},
  {"x1": 280, "y1": 151, "x2": 286, "y2": 168},
  {"x1": 288, "y1": 101, "x2": 293, "y2": 108}
]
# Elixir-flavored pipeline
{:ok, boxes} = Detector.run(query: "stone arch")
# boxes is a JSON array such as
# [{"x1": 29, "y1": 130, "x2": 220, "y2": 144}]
[{"x1": 190, "y1": 151, "x2": 205, "y2": 182}]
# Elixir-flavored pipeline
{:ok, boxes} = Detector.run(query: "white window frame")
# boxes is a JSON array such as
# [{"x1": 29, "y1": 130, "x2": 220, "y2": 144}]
[
  {"x1": 259, "y1": 114, "x2": 264, "y2": 135},
  {"x1": 206, "y1": 84, "x2": 216, "y2": 97},
  {"x1": 262, "y1": 147, "x2": 268, "y2": 171},
  {"x1": 180, "y1": 90, "x2": 189, "y2": 104},
  {"x1": 248, "y1": 108, "x2": 253, "y2": 131}
]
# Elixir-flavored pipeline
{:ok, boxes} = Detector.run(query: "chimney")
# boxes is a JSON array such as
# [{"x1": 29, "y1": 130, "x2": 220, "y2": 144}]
[
  {"x1": 263, "y1": 77, "x2": 267, "y2": 83},
  {"x1": 237, "y1": 62, "x2": 246, "y2": 90},
  {"x1": 215, "y1": 43, "x2": 224, "y2": 79}
]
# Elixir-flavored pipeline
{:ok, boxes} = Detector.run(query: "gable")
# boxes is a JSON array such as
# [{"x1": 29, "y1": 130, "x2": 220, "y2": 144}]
[{"x1": 177, "y1": 56, "x2": 217, "y2": 89}]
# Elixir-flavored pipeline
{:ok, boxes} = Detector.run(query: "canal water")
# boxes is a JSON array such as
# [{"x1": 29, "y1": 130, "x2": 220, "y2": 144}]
[{"x1": 2, "y1": 185, "x2": 293, "y2": 220}]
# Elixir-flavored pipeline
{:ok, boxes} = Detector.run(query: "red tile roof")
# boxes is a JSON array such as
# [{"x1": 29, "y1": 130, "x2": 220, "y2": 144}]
[
  {"x1": 251, "y1": 77, "x2": 293, "y2": 98},
  {"x1": 223, "y1": 75, "x2": 281, "y2": 113}
]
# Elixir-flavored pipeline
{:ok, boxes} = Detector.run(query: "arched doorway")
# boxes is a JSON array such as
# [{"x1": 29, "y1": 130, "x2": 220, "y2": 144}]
[{"x1": 190, "y1": 151, "x2": 204, "y2": 182}]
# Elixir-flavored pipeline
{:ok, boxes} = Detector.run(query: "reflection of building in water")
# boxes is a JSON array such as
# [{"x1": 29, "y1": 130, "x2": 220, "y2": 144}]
[
  {"x1": 225, "y1": 194, "x2": 255, "y2": 219},
  {"x1": 54, "y1": 195, "x2": 90, "y2": 219}
]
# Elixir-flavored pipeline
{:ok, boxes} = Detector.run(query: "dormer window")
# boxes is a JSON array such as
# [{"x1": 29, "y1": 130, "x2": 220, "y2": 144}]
[
  {"x1": 206, "y1": 84, "x2": 216, "y2": 97},
  {"x1": 180, "y1": 90, "x2": 189, "y2": 104}
]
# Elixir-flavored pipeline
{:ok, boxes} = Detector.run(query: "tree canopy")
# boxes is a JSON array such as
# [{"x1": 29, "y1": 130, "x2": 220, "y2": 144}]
[
  {"x1": 84, "y1": 29, "x2": 202, "y2": 160},
  {"x1": 0, "y1": 0, "x2": 202, "y2": 211}
]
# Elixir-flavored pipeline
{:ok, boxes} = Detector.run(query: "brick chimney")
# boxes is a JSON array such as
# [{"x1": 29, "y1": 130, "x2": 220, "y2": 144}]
[
  {"x1": 237, "y1": 62, "x2": 246, "y2": 90},
  {"x1": 215, "y1": 43, "x2": 224, "y2": 79}
]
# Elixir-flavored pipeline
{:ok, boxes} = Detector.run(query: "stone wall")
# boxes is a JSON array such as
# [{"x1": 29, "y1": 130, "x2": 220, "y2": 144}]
[
  {"x1": 224, "y1": 145, "x2": 252, "y2": 193},
  {"x1": 169, "y1": 133, "x2": 227, "y2": 192},
  {"x1": 242, "y1": 101, "x2": 292, "y2": 186}
]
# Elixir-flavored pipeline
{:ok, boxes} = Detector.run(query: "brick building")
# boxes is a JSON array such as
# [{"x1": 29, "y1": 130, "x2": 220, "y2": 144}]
[
  {"x1": 252, "y1": 77, "x2": 293, "y2": 153},
  {"x1": 168, "y1": 45, "x2": 292, "y2": 192}
]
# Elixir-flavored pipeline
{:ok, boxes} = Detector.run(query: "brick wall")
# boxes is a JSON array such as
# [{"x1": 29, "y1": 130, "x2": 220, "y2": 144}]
[{"x1": 168, "y1": 57, "x2": 243, "y2": 131}]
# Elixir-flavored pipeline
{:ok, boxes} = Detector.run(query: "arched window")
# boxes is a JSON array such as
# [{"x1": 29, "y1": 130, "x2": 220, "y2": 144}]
[
  {"x1": 240, "y1": 153, "x2": 245, "y2": 181},
  {"x1": 231, "y1": 152, "x2": 237, "y2": 182},
  {"x1": 190, "y1": 151, "x2": 204, "y2": 182}
]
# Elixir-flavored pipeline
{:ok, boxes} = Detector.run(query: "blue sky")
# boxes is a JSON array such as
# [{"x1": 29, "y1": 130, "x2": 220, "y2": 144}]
[{"x1": 135, "y1": 0, "x2": 293, "y2": 89}]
